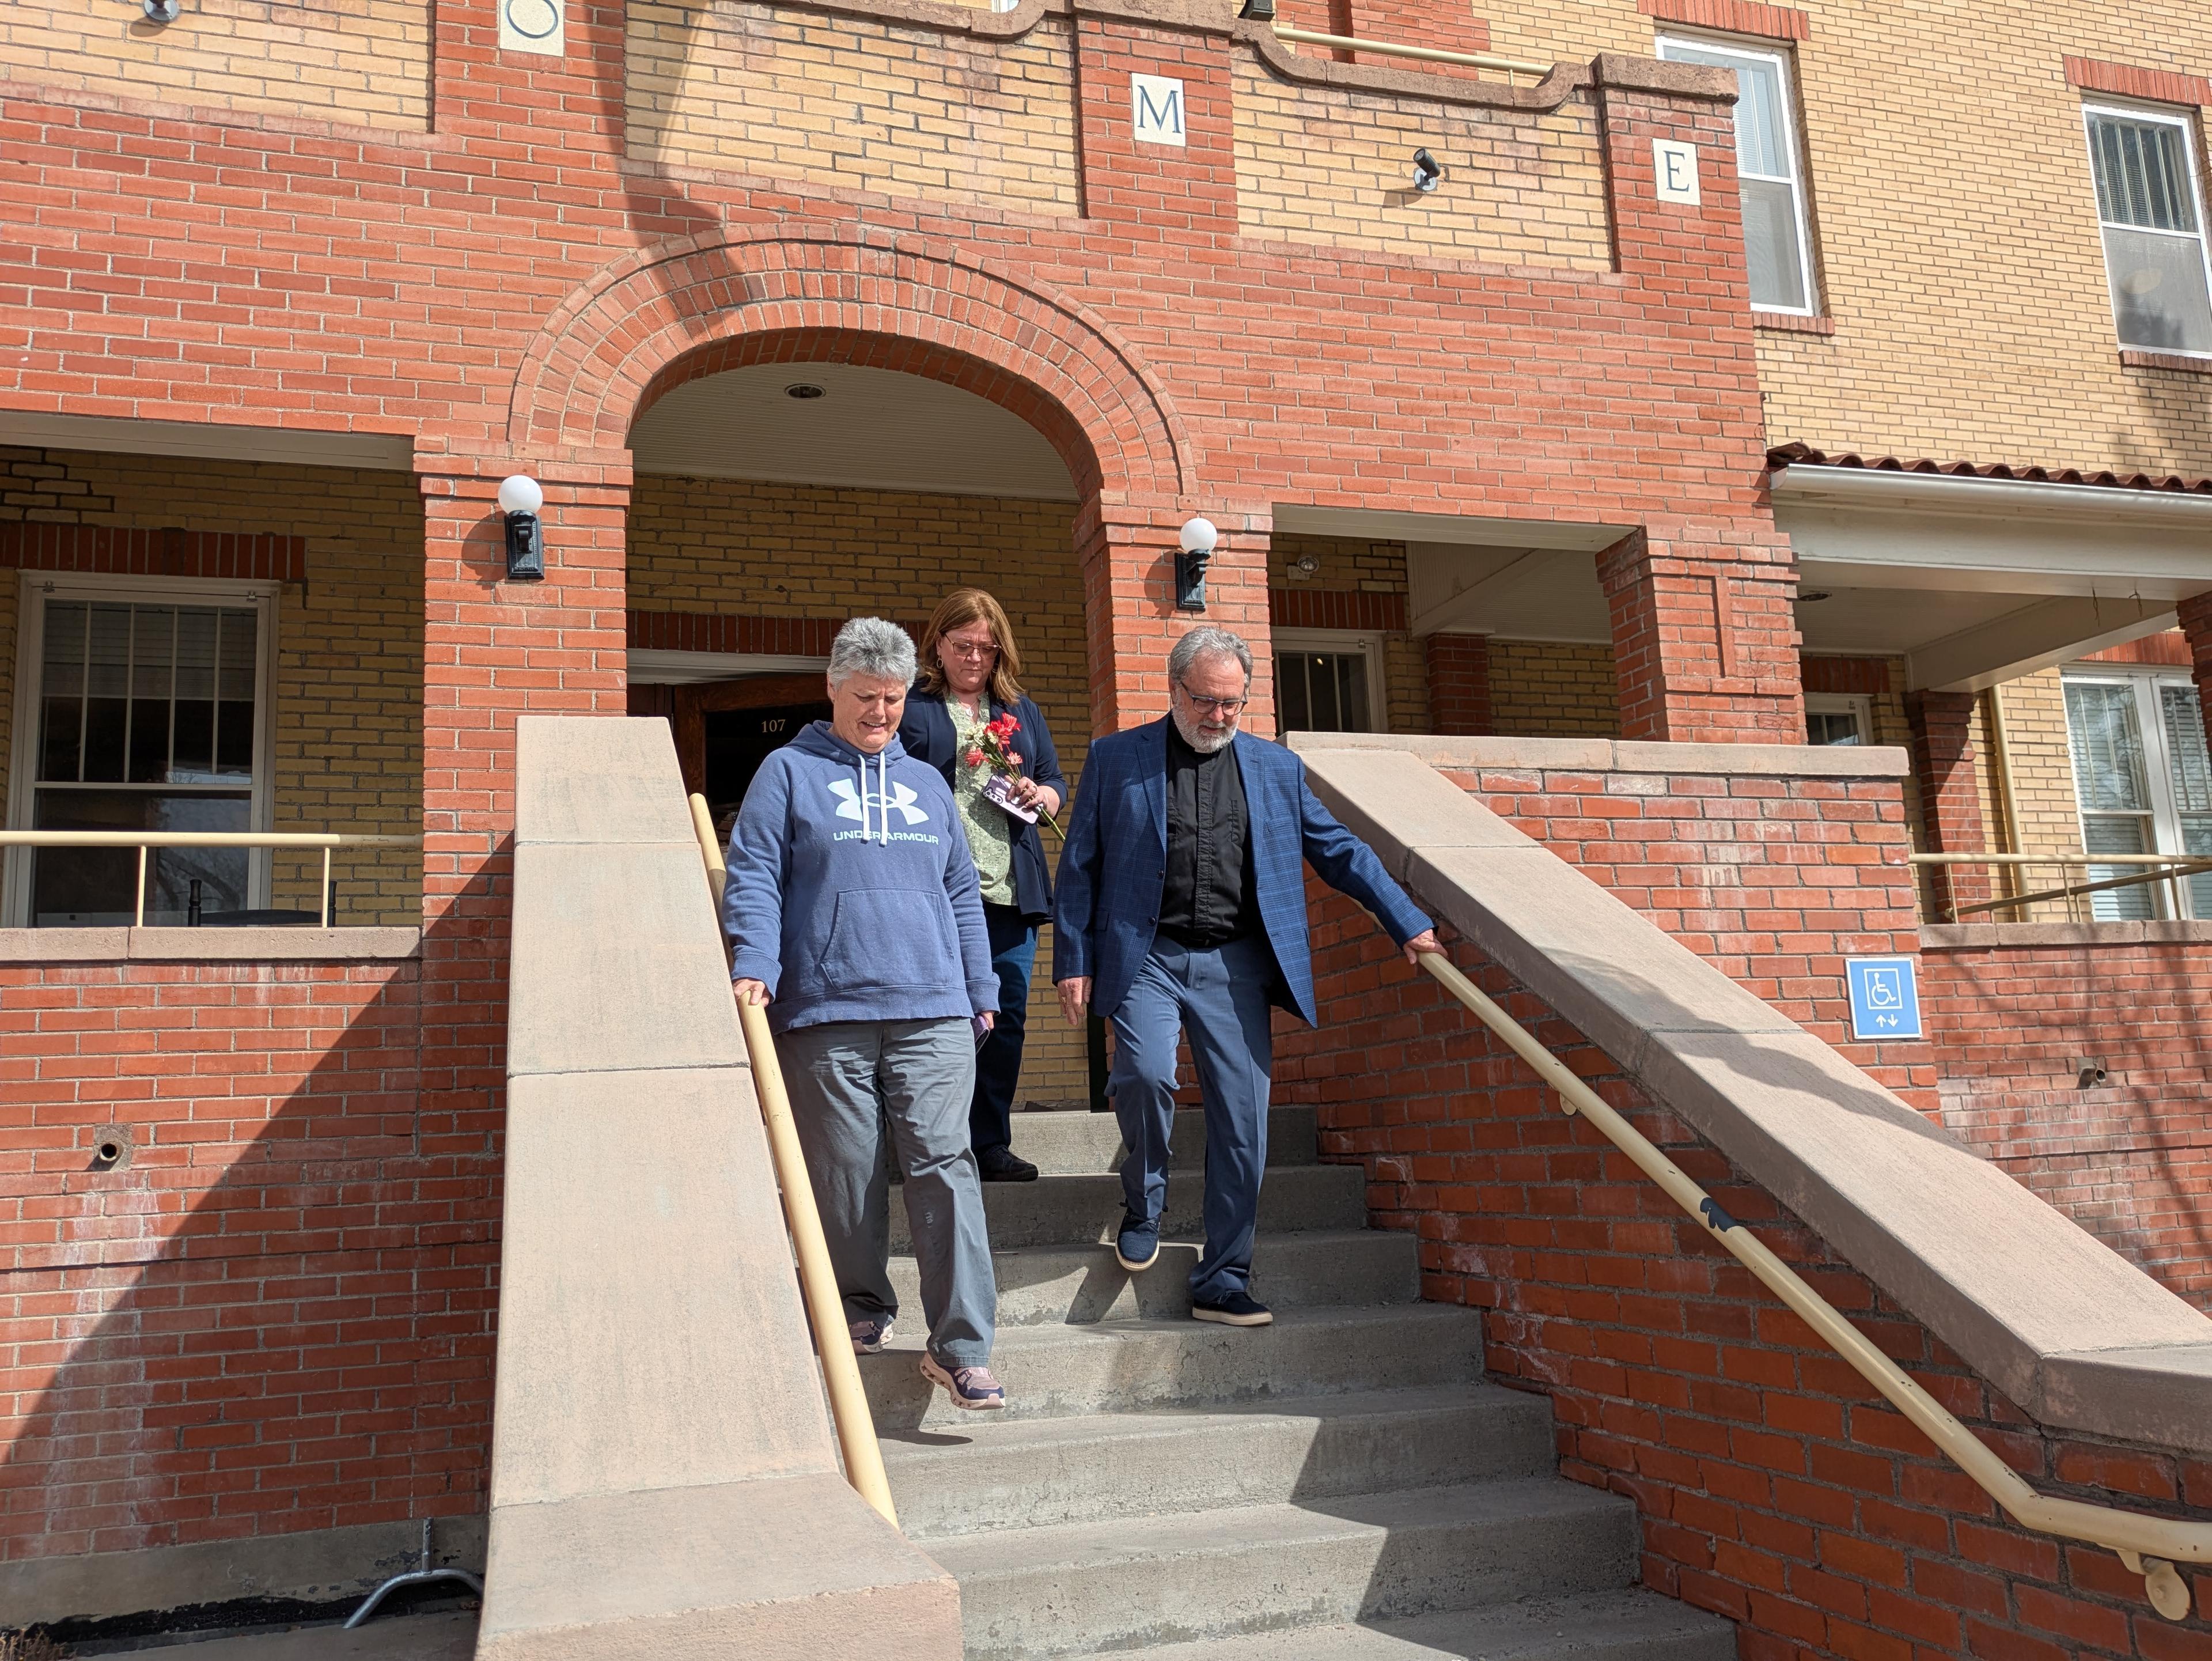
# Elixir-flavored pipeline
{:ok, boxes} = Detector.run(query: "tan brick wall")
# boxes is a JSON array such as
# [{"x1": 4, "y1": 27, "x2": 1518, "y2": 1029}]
[
  {"x1": 1999, "y1": 670, "x2": 2085, "y2": 865},
  {"x1": 1482, "y1": 0, "x2": 2212, "y2": 473},
  {"x1": 1, "y1": 449, "x2": 424, "y2": 927},
  {"x1": 629, "y1": 474, "x2": 1093, "y2": 1102},
  {"x1": 627, "y1": 2, "x2": 1080, "y2": 215},
  {"x1": 1488, "y1": 638, "x2": 1620, "y2": 736},
  {"x1": 1234, "y1": 60, "x2": 1612, "y2": 267},
  {"x1": 0, "y1": 0, "x2": 430, "y2": 130}
]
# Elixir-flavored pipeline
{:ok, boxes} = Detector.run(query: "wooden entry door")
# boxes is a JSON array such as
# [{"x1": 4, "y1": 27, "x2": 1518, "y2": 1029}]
[{"x1": 656, "y1": 674, "x2": 832, "y2": 834}]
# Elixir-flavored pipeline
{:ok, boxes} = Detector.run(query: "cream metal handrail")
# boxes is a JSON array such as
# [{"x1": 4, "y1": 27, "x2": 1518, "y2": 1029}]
[
  {"x1": 686, "y1": 794, "x2": 900, "y2": 1530},
  {"x1": 1910, "y1": 850, "x2": 2212, "y2": 923},
  {"x1": 1415, "y1": 949, "x2": 2209, "y2": 1621},
  {"x1": 0, "y1": 830, "x2": 422, "y2": 928},
  {"x1": 1270, "y1": 22, "x2": 1550, "y2": 79}
]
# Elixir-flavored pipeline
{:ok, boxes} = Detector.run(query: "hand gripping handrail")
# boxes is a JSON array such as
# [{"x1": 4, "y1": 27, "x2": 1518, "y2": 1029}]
[
  {"x1": 1415, "y1": 949, "x2": 2210, "y2": 1621},
  {"x1": 688, "y1": 794, "x2": 900, "y2": 1530}
]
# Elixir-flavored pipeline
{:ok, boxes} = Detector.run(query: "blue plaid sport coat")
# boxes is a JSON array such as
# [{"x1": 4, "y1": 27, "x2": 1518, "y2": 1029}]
[{"x1": 1052, "y1": 718, "x2": 1432, "y2": 1024}]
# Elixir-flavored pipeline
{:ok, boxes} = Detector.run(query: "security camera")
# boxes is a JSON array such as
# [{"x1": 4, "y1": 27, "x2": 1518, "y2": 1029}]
[
  {"x1": 142, "y1": 0, "x2": 180, "y2": 21},
  {"x1": 1411, "y1": 148, "x2": 1444, "y2": 194}
]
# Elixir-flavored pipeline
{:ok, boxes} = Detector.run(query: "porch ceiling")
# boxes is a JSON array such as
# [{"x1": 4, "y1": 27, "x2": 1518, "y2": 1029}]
[{"x1": 628, "y1": 362, "x2": 1080, "y2": 502}]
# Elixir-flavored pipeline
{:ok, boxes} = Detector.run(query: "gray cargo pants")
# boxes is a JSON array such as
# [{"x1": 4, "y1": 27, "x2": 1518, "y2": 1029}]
[{"x1": 776, "y1": 1017, "x2": 997, "y2": 1368}]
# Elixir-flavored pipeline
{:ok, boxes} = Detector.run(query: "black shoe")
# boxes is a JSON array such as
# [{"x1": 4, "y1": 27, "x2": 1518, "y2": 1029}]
[
  {"x1": 978, "y1": 1148, "x2": 1039, "y2": 1182},
  {"x1": 1192, "y1": 1290, "x2": 1272, "y2": 1327}
]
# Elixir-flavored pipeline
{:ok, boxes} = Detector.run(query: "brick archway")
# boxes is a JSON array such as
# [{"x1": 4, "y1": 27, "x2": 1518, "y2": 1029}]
[{"x1": 508, "y1": 228, "x2": 1191, "y2": 504}]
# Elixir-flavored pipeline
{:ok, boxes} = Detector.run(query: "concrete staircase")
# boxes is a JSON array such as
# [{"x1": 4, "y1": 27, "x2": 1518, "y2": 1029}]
[{"x1": 863, "y1": 1107, "x2": 1737, "y2": 1660}]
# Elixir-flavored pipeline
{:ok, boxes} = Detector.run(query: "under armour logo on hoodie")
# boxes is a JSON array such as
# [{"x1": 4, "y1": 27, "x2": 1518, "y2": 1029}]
[{"x1": 829, "y1": 777, "x2": 930, "y2": 827}]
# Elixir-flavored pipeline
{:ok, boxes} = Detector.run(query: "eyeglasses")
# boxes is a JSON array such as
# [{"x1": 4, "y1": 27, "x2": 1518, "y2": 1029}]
[
  {"x1": 1176, "y1": 684, "x2": 1248, "y2": 716},
  {"x1": 943, "y1": 638, "x2": 999, "y2": 660}
]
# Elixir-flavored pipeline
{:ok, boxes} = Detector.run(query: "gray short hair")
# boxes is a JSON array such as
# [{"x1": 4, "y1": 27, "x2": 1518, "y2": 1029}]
[
  {"x1": 1168, "y1": 626, "x2": 1253, "y2": 687},
  {"x1": 827, "y1": 616, "x2": 918, "y2": 688}
]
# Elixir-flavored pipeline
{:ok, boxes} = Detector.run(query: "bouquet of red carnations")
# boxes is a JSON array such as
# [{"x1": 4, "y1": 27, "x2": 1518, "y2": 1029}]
[{"x1": 965, "y1": 712, "x2": 1060, "y2": 835}]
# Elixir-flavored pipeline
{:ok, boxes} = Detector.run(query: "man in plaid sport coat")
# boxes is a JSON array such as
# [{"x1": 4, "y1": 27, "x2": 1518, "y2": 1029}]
[{"x1": 1054, "y1": 626, "x2": 1442, "y2": 1327}]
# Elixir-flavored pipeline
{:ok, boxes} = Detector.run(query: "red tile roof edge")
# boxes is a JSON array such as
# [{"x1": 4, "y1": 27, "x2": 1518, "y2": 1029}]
[{"x1": 1766, "y1": 441, "x2": 2212, "y2": 495}]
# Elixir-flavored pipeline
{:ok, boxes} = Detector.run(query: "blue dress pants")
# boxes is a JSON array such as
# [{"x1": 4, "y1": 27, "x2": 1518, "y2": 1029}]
[
  {"x1": 971, "y1": 903, "x2": 1038, "y2": 1157},
  {"x1": 1106, "y1": 933, "x2": 1275, "y2": 1304}
]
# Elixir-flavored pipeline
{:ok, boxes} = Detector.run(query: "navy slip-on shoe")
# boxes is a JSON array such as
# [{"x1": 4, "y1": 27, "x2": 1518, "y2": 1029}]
[
  {"x1": 1114, "y1": 1211, "x2": 1161, "y2": 1273},
  {"x1": 1192, "y1": 1290, "x2": 1272, "y2": 1327}
]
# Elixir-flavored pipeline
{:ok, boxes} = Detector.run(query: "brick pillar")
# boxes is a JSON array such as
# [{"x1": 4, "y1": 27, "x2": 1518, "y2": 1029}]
[
  {"x1": 1423, "y1": 634, "x2": 1493, "y2": 736},
  {"x1": 1586, "y1": 58, "x2": 1802, "y2": 744},
  {"x1": 1906, "y1": 690, "x2": 1992, "y2": 920},
  {"x1": 416, "y1": 451, "x2": 629, "y2": 1134},
  {"x1": 1077, "y1": 500, "x2": 1272, "y2": 737},
  {"x1": 2179, "y1": 591, "x2": 2212, "y2": 755},
  {"x1": 1597, "y1": 526, "x2": 1806, "y2": 743},
  {"x1": 1072, "y1": 10, "x2": 1237, "y2": 233}
]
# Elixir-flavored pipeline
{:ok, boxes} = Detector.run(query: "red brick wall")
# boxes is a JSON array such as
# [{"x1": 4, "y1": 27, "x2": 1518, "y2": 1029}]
[
  {"x1": 1277, "y1": 758, "x2": 2212, "y2": 1657},
  {"x1": 1285, "y1": 911, "x2": 2212, "y2": 1661},
  {"x1": 1921, "y1": 935, "x2": 2212, "y2": 1311},
  {"x1": 1381, "y1": 756, "x2": 1930, "y2": 1081},
  {"x1": 0, "y1": 956, "x2": 495, "y2": 1562}
]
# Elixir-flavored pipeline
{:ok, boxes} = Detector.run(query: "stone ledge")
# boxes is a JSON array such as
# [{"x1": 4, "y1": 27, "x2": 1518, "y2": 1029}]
[
  {"x1": 1290, "y1": 731, "x2": 1912, "y2": 778},
  {"x1": 0, "y1": 1514, "x2": 485, "y2": 1629},
  {"x1": 1302, "y1": 744, "x2": 2212, "y2": 1457},
  {"x1": 0, "y1": 926, "x2": 422, "y2": 964},
  {"x1": 1922, "y1": 920, "x2": 2212, "y2": 949}
]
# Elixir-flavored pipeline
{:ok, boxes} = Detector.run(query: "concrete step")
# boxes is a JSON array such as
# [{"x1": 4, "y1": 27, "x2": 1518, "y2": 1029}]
[
  {"x1": 932, "y1": 1478, "x2": 1643, "y2": 1661},
  {"x1": 1101, "y1": 1591, "x2": 1738, "y2": 1660},
  {"x1": 1005, "y1": 1104, "x2": 1321, "y2": 1174},
  {"x1": 887, "y1": 1227, "x2": 1421, "y2": 1327},
  {"x1": 881, "y1": 1383, "x2": 1556, "y2": 1539},
  {"x1": 891, "y1": 1163, "x2": 1367, "y2": 1251},
  {"x1": 859, "y1": 1302, "x2": 1485, "y2": 1429}
]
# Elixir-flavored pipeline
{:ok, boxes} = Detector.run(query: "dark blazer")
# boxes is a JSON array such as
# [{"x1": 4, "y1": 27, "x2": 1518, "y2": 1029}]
[
  {"x1": 900, "y1": 688, "x2": 1068, "y2": 926},
  {"x1": 1052, "y1": 718, "x2": 1431, "y2": 1025}
]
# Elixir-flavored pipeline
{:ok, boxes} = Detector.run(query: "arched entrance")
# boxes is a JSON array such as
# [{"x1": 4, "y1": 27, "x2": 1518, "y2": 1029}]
[{"x1": 505, "y1": 229, "x2": 1211, "y2": 740}]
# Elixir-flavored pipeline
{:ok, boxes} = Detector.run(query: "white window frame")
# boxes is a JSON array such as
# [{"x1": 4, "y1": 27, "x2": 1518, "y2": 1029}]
[
  {"x1": 2081, "y1": 100, "x2": 2212, "y2": 360},
  {"x1": 1805, "y1": 692, "x2": 1873, "y2": 746},
  {"x1": 1656, "y1": 32, "x2": 1819, "y2": 317},
  {"x1": 1272, "y1": 629, "x2": 1386, "y2": 735},
  {"x1": 2060, "y1": 664, "x2": 2210, "y2": 919},
  {"x1": 5, "y1": 572, "x2": 280, "y2": 928},
  {"x1": 626, "y1": 648, "x2": 830, "y2": 685}
]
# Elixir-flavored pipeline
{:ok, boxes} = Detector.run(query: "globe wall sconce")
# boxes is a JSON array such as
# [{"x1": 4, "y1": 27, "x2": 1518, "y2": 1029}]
[
  {"x1": 498, "y1": 474, "x2": 546, "y2": 582},
  {"x1": 1177, "y1": 517, "x2": 1218, "y2": 612}
]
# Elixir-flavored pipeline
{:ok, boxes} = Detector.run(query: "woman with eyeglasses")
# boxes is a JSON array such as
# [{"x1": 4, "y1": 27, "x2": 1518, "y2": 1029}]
[{"x1": 900, "y1": 589, "x2": 1069, "y2": 1182}]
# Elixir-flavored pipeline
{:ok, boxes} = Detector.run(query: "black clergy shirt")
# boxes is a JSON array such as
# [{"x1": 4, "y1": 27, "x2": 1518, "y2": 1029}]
[{"x1": 1158, "y1": 722, "x2": 1256, "y2": 949}]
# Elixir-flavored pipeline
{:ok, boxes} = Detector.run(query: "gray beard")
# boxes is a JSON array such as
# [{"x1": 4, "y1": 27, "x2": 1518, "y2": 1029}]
[{"x1": 1171, "y1": 707, "x2": 1235, "y2": 754}]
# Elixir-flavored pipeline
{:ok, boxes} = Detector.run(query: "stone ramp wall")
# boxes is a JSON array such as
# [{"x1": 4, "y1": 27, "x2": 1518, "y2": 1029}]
[{"x1": 1278, "y1": 736, "x2": 2212, "y2": 1660}]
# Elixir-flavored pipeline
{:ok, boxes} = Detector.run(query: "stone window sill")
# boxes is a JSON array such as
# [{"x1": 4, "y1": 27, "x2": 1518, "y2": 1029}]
[
  {"x1": 1753, "y1": 311, "x2": 1835, "y2": 335},
  {"x1": 2120, "y1": 348, "x2": 2212, "y2": 374},
  {"x1": 0, "y1": 926, "x2": 422, "y2": 964}
]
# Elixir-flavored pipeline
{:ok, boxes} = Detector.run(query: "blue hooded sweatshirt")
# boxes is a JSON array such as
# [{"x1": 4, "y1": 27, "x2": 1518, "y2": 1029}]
[{"x1": 721, "y1": 721, "x2": 999, "y2": 1035}]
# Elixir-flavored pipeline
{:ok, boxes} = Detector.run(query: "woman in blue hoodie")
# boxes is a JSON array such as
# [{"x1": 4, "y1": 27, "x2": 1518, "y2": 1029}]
[{"x1": 722, "y1": 617, "x2": 1007, "y2": 1412}]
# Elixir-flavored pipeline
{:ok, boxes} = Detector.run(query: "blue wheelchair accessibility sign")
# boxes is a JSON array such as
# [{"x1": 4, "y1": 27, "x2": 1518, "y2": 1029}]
[{"x1": 1845, "y1": 956, "x2": 1922, "y2": 1040}]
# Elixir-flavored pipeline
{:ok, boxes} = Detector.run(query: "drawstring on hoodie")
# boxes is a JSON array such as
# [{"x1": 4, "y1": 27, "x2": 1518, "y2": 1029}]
[{"x1": 854, "y1": 750, "x2": 891, "y2": 844}]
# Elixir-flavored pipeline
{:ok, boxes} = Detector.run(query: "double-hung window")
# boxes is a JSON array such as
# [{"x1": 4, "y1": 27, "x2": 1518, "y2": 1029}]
[
  {"x1": 2062, "y1": 669, "x2": 2212, "y2": 920},
  {"x1": 2084, "y1": 104, "x2": 2212, "y2": 356},
  {"x1": 1274, "y1": 631, "x2": 1384, "y2": 734},
  {"x1": 1805, "y1": 693, "x2": 1871, "y2": 747},
  {"x1": 1657, "y1": 34, "x2": 1816, "y2": 314},
  {"x1": 5, "y1": 576, "x2": 276, "y2": 927}
]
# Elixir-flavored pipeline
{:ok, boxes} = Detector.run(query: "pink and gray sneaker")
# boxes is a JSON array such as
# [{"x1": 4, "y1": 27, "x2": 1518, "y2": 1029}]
[
  {"x1": 849, "y1": 1316, "x2": 893, "y2": 1354},
  {"x1": 920, "y1": 1352, "x2": 1007, "y2": 1410}
]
